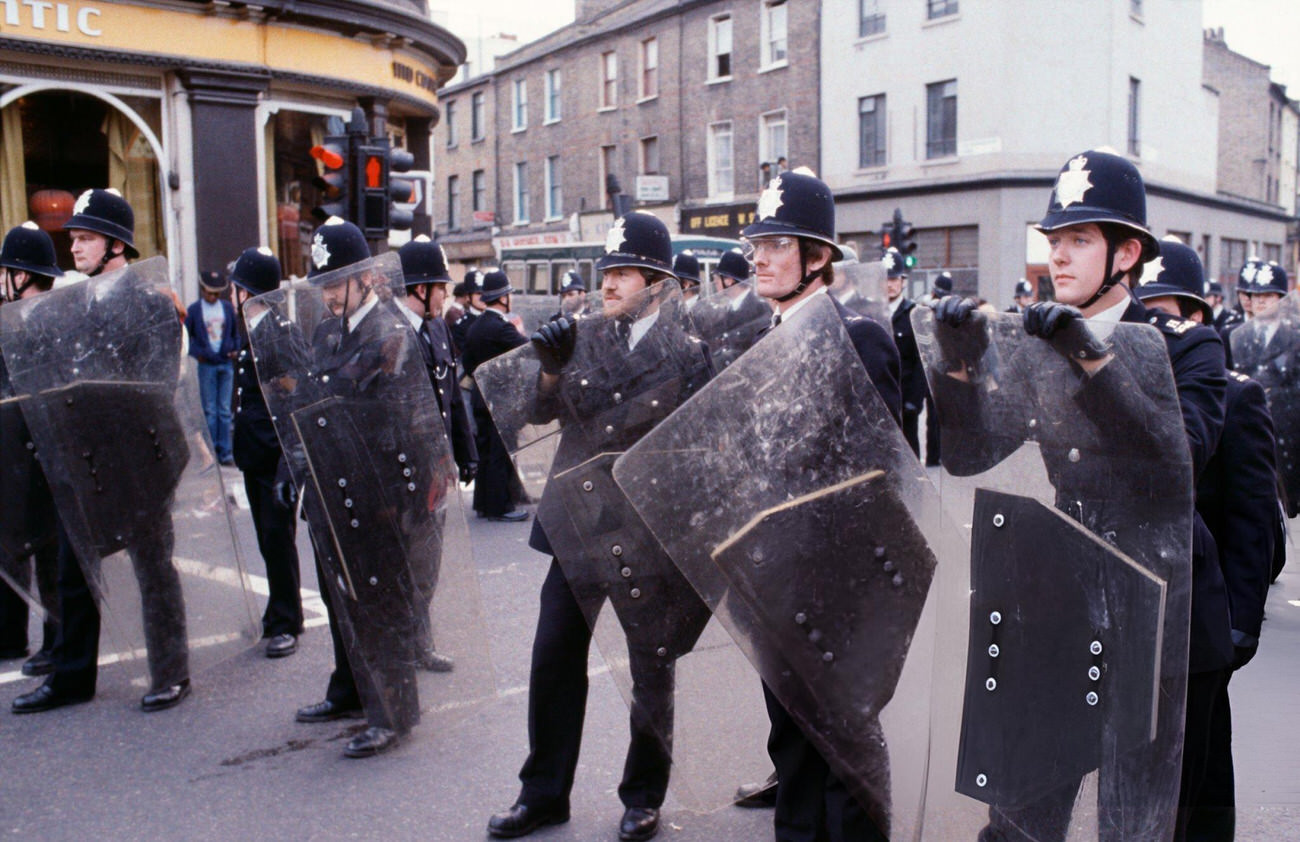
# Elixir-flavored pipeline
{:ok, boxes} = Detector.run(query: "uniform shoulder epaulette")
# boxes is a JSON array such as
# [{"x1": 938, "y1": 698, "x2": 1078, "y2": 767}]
[
  {"x1": 1146, "y1": 311, "x2": 1199, "y2": 336},
  {"x1": 1228, "y1": 370, "x2": 1251, "y2": 383}
]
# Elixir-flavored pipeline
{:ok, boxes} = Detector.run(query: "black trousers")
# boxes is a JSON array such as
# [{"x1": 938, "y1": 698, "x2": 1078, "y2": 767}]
[
  {"x1": 48, "y1": 516, "x2": 189, "y2": 696},
  {"x1": 763, "y1": 682, "x2": 887, "y2": 842},
  {"x1": 924, "y1": 395, "x2": 941, "y2": 466},
  {"x1": 473, "y1": 406, "x2": 521, "y2": 517},
  {"x1": 901, "y1": 408, "x2": 921, "y2": 459},
  {"x1": 242, "y1": 468, "x2": 303, "y2": 637},
  {"x1": 517, "y1": 559, "x2": 674, "y2": 811},
  {"x1": 0, "y1": 542, "x2": 59, "y2": 655},
  {"x1": 1182, "y1": 668, "x2": 1233, "y2": 841}
]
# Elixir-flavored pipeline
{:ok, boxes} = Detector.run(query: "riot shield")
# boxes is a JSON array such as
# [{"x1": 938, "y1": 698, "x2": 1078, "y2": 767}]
[
  {"x1": 245, "y1": 251, "x2": 494, "y2": 731},
  {"x1": 834, "y1": 260, "x2": 892, "y2": 330},
  {"x1": 510, "y1": 293, "x2": 563, "y2": 335},
  {"x1": 476, "y1": 280, "x2": 773, "y2": 809},
  {"x1": 1229, "y1": 290, "x2": 1300, "y2": 517},
  {"x1": 613, "y1": 293, "x2": 957, "y2": 836},
  {"x1": 687, "y1": 279, "x2": 772, "y2": 371},
  {"x1": 0, "y1": 257, "x2": 260, "y2": 696},
  {"x1": 0, "y1": 390, "x2": 58, "y2": 598},
  {"x1": 912, "y1": 305, "x2": 1193, "y2": 841}
]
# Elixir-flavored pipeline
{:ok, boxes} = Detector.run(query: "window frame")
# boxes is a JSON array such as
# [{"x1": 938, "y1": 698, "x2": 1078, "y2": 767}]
[
  {"x1": 545, "y1": 69, "x2": 562, "y2": 124},
  {"x1": 512, "y1": 78, "x2": 528, "y2": 132},
  {"x1": 858, "y1": 0, "x2": 885, "y2": 37},
  {"x1": 447, "y1": 174, "x2": 460, "y2": 230},
  {"x1": 470, "y1": 91, "x2": 486, "y2": 141},
  {"x1": 444, "y1": 100, "x2": 457, "y2": 147},
  {"x1": 513, "y1": 161, "x2": 530, "y2": 224},
  {"x1": 640, "y1": 135, "x2": 660, "y2": 175},
  {"x1": 639, "y1": 37, "x2": 659, "y2": 101},
  {"x1": 760, "y1": 0, "x2": 789, "y2": 70},
  {"x1": 858, "y1": 93, "x2": 886, "y2": 168},
  {"x1": 707, "y1": 120, "x2": 735, "y2": 200},
  {"x1": 600, "y1": 50, "x2": 619, "y2": 110},
  {"x1": 759, "y1": 109, "x2": 788, "y2": 169},
  {"x1": 926, "y1": 0, "x2": 958, "y2": 20},
  {"x1": 925, "y1": 79, "x2": 958, "y2": 159},
  {"x1": 545, "y1": 155, "x2": 563, "y2": 220},
  {"x1": 709, "y1": 14, "x2": 734, "y2": 82},
  {"x1": 1127, "y1": 76, "x2": 1141, "y2": 157},
  {"x1": 471, "y1": 169, "x2": 486, "y2": 214}
]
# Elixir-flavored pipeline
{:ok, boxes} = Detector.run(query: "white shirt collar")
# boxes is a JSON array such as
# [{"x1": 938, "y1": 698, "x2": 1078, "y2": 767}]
[
  {"x1": 1086, "y1": 294, "x2": 1132, "y2": 341},
  {"x1": 628, "y1": 309, "x2": 660, "y2": 350},
  {"x1": 396, "y1": 299, "x2": 424, "y2": 332},
  {"x1": 347, "y1": 293, "x2": 379, "y2": 333},
  {"x1": 773, "y1": 286, "x2": 827, "y2": 326},
  {"x1": 247, "y1": 307, "x2": 271, "y2": 332},
  {"x1": 886, "y1": 295, "x2": 904, "y2": 317}
]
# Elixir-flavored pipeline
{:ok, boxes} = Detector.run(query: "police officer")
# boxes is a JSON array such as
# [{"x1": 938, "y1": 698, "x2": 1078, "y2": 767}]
[
  {"x1": 882, "y1": 247, "x2": 927, "y2": 458},
  {"x1": 742, "y1": 168, "x2": 901, "y2": 842},
  {"x1": 930, "y1": 149, "x2": 1229, "y2": 841},
  {"x1": 229, "y1": 247, "x2": 302, "y2": 659},
  {"x1": 450, "y1": 269, "x2": 483, "y2": 355},
  {"x1": 14, "y1": 189, "x2": 194, "y2": 714},
  {"x1": 673, "y1": 250, "x2": 702, "y2": 310},
  {"x1": 461, "y1": 269, "x2": 530, "y2": 522},
  {"x1": 487, "y1": 211, "x2": 714, "y2": 841},
  {"x1": 553, "y1": 270, "x2": 590, "y2": 320},
  {"x1": 1205, "y1": 281, "x2": 1228, "y2": 331},
  {"x1": 1135, "y1": 238, "x2": 1277, "y2": 839},
  {"x1": 398, "y1": 235, "x2": 479, "y2": 671},
  {"x1": 0, "y1": 223, "x2": 63, "y2": 677},
  {"x1": 1007, "y1": 278, "x2": 1034, "y2": 313}
]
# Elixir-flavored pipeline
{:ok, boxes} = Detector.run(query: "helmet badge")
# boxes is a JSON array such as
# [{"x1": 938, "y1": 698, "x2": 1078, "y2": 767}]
[
  {"x1": 605, "y1": 217, "x2": 627, "y2": 254},
  {"x1": 1138, "y1": 256, "x2": 1164, "y2": 286},
  {"x1": 757, "y1": 177, "x2": 785, "y2": 221},
  {"x1": 1054, "y1": 155, "x2": 1094, "y2": 209},
  {"x1": 311, "y1": 232, "x2": 331, "y2": 269}
]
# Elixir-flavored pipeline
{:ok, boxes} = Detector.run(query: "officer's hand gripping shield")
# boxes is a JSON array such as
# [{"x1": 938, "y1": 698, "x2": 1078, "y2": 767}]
[
  {"x1": 912, "y1": 305, "x2": 1193, "y2": 841},
  {"x1": 1229, "y1": 290, "x2": 1300, "y2": 517},
  {"x1": 477, "y1": 280, "x2": 772, "y2": 810},
  {"x1": 245, "y1": 252, "x2": 495, "y2": 732},
  {"x1": 0, "y1": 257, "x2": 260, "y2": 696},
  {"x1": 614, "y1": 293, "x2": 957, "y2": 836}
]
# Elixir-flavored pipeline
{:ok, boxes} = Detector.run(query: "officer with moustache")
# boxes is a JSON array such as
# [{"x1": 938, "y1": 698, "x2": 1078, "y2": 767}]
[
  {"x1": 883, "y1": 247, "x2": 926, "y2": 457},
  {"x1": 461, "y1": 270, "x2": 530, "y2": 522},
  {"x1": 742, "y1": 168, "x2": 901, "y2": 842},
  {"x1": 229, "y1": 247, "x2": 302, "y2": 659},
  {"x1": 0, "y1": 223, "x2": 63, "y2": 677},
  {"x1": 397, "y1": 235, "x2": 478, "y2": 672},
  {"x1": 13, "y1": 188, "x2": 193, "y2": 714},
  {"x1": 930, "y1": 149, "x2": 1229, "y2": 841},
  {"x1": 552, "y1": 270, "x2": 590, "y2": 321},
  {"x1": 1135, "y1": 239, "x2": 1277, "y2": 839}
]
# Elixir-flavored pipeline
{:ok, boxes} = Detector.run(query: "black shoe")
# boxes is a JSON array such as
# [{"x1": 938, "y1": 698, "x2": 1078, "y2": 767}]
[
  {"x1": 343, "y1": 726, "x2": 401, "y2": 758},
  {"x1": 21, "y1": 650, "x2": 55, "y2": 677},
  {"x1": 734, "y1": 772, "x2": 778, "y2": 808},
  {"x1": 295, "y1": 698, "x2": 364, "y2": 723},
  {"x1": 416, "y1": 649, "x2": 455, "y2": 672},
  {"x1": 487, "y1": 509, "x2": 529, "y2": 523},
  {"x1": 265, "y1": 633, "x2": 297, "y2": 659},
  {"x1": 12, "y1": 683, "x2": 93, "y2": 714},
  {"x1": 0, "y1": 646, "x2": 28, "y2": 660},
  {"x1": 487, "y1": 803, "x2": 570, "y2": 839},
  {"x1": 141, "y1": 678, "x2": 191, "y2": 712},
  {"x1": 619, "y1": 807, "x2": 660, "y2": 841}
]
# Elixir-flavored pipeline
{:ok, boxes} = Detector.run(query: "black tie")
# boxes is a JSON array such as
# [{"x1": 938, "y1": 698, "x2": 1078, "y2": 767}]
[
  {"x1": 772, "y1": 313, "x2": 782, "y2": 327},
  {"x1": 616, "y1": 319, "x2": 632, "y2": 349}
]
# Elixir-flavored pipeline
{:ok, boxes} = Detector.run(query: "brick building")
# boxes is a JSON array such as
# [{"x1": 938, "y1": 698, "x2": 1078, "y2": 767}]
[{"x1": 434, "y1": 0, "x2": 819, "y2": 290}]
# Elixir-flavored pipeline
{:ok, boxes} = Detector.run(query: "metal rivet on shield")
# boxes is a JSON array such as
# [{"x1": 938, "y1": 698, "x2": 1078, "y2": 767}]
[
  {"x1": 350, "y1": 519, "x2": 359, "y2": 528},
  {"x1": 822, "y1": 652, "x2": 834, "y2": 663},
  {"x1": 611, "y1": 545, "x2": 623, "y2": 557},
  {"x1": 650, "y1": 399, "x2": 659, "y2": 407},
  {"x1": 1086, "y1": 691, "x2": 1099, "y2": 706},
  {"x1": 407, "y1": 482, "x2": 416, "y2": 491},
  {"x1": 580, "y1": 378, "x2": 589, "y2": 386},
  {"x1": 338, "y1": 478, "x2": 347, "y2": 488},
  {"x1": 621, "y1": 567, "x2": 632, "y2": 578},
  {"x1": 794, "y1": 612, "x2": 807, "y2": 625},
  {"x1": 988, "y1": 644, "x2": 1000, "y2": 658},
  {"x1": 1068, "y1": 447, "x2": 1081, "y2": 463},
  {"x1": 1090, "y1": 640, "x2": 1103, "y2": 655},
  {"x1": 582, "y1": 481, "x2": 594, "y2": 491},
  {"x1": 989, "y1": 611, "x2": 1002, "y2": 625},
  {"x1": 344, "y1": 499, "x2": 353, "y2": 508},
  {"x1": 985, "y1": 677, "x2": 997, "y2": 692},
  {"x1": 321, "y1": 375, "x2": 330, "y2": 383},
  {"x1": 630, "y1": 588, "x2": 641, "y2": 599},
  {"x1": 1028, "y1": 418, "x2": 1037, "y2": 429},
  {"x1": 892, "y1": 573, "x2": 904, "y2": 587},
  {"x1": 25, "y1": 442, "x2": 34, "y2": 450},
  {"x1": 656, "y1": 647, "x2": 667, "y2": 657},
  {"x1": 976, "y1": 773, "x2": 988, "y2": 788},
  {"x1": 613, "y1": 392, "x2": 622, "y2": 403},
  {"x1": 605, "y1": 425, "x2": 614, "y2": 434},
  {"x1": 369, "y1": 576, "x2": 378, "y2": 586},
  {"x1": 1088, "y1": 666, "x2": 1101, "y2": 681},
  {"x1": 317, "y1": 417, "x2": 327, "y2": 427},
  {"x1": 398, "y1": 453, "x2": 407, "y2": 463},
  {"x1": 992, "y1": 513, "x2": 1005, "y2": 528}
]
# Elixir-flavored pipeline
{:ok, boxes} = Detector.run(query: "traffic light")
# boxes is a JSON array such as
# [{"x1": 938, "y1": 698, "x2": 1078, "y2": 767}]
[
  {"x1": 387, "y1": 146, "x2": 416, "y2": 232},
  {"x1": 880, "y1": 227, "x2": 893, "y2": 252},
  {"x1": 891, "y1": 208, "x2": 918, "y2": 269},
  {"x1": 309, "y1": 134, "x2": 352, "y2": 222},
  {"x1": 356, "y1": 139, "x2": 391, "y2": 238}
]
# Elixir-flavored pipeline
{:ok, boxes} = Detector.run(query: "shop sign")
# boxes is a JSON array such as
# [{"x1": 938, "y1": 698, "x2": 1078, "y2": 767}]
[
  {"x1": 1, "y1": 0, "x2": 102, "y2": 36},
  {"x1": 681, "y1": 202, "x2": 757, "y2": 239}
]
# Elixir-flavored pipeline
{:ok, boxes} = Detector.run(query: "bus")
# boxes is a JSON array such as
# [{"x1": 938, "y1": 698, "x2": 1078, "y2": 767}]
[{"x1": 499, "y1": 235, "x2": 742, "y2": 298}]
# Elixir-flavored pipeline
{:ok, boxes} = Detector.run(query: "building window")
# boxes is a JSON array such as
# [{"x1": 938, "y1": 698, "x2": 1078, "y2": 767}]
[
  {"x1": 471, "y1": 92, "x2": 485, "y2": 141},
  {"x1": 445, "y1": 100, "x2": 457, "y2": 147},
  {"x1": 545, "y1": 155, "x2": 563, "y2": 219},
  {"x1": 760, "y1": 110, "x2": 788, "y2": 169},
  {"x1": 707, "y1": 121, "x2": 734, "y2": 199},
  {"x1": 545, "y1": 69, "x2": 562, "y2": 123},
  {"x1": 1130, "y1": 0, "x2": 1142, "y2": 15},
  {"x1": 927, "y1": 0, "x2": 958, "y2": 19},
  {"x1": 447, "y1": 175, "x2": 460, "y2": 230},
  {"x1": 858, "y1": 94, "x2": 886, "y2": 167},
  {"x1": 1220, "y1": 238, "x2": 1246, "y2": 283},
  {"x1": 1127, "y1": 77, "x2": 1141, "y2": 156},
  {"x1": 761, "y1": 1, "x2": 788, "y2": 67},
  {"x1": 709, "y1": 15, "x2": 733, "y2": 80},
  {"x1": 514, "y1": 162, "x2": 529, "y2": 223},
  {"x1": 1264, "y1": 243, "x2": 1282, "y2": 264},
  {"x1": 640, "y1": 136, "x2": 660, "y2": 175},
  {"x1": 512, "y1": 79, "x2": 527, "y2": 131},
  {"x1": 601, "y1": 51, "x2": 618, "y2": 108},
  {"x1": 472, "y1": 169, "x2": 486, "y2": 213},
  {"x1": 600, "y1": 145, "x2": 617, "y2": 205},
  {"x1": 640, "y1": 37, "x2": 659, "y2": 99},
  {"x1": 926, "y1": 79, "x2": 957, "y2": 159},
  {"x1": 859, "y1": 0, "x2": 885, "y2": 37}
]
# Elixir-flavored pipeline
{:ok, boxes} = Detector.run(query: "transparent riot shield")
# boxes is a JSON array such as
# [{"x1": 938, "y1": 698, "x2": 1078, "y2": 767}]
[
  {"x1": 1230, "y1": 290, "x2": 1300, "y2": 518},
  {"x1": 834, "y1": 260, "x2": 892, "y2": 330},
  {"x1": 912, "y1": 306, "x2": 1193, "y2": 841},
  {"x1": 613, "y1": 293, "x2": 959, "y2": 836},
  {"x1": 475, "y1": 280, "x2": 772, "y2": 809},
  {"x1": 511, "y1": 293, "x2": 563, "y2": 336},
  {"x1": 245, "y1": 252, "x2": 494, "y2": 732},
  {"x1": 0, "y1": 257, "x2": 259, "y2": 696},
  {"x1": 687, "y1": 279, "x2": 772, "y2": 371}
]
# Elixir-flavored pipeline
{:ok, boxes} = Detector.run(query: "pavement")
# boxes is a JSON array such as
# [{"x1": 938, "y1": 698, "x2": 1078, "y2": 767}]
[{"x1": 1, "y1": 468, "x2": 1297, "y2": 840}]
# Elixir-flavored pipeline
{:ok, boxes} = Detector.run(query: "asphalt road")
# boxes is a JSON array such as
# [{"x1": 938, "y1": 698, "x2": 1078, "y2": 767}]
[{"x1": 1, "y1": 470, "x2": 1297, "y2": 840}]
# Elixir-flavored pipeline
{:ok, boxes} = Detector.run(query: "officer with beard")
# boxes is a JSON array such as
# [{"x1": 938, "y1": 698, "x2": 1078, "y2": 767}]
[{"x1": 552, "y1": 271, "x2": 590, "y2": 321}]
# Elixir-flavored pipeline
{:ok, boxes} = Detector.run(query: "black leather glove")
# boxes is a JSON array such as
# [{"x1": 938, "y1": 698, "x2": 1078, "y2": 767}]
[
  {"x1": 531, "y1": 316, "x2": 576, "y2": 375},
  {"x1": 459, "y1": 461, "x2": 478, "y2": 486},
  {"x1": 1023, "y1": 303, "x2": 1110, "y2": 362},
  {"x1": 1231, "y1": 644, "x2": 1257, "y2": 671},
  {"x1": 273, "y1": 479, "x2": 298, "y2": 511},
  {"x1": 931, "y1": 297, "x2": 988, "y2": 373}
]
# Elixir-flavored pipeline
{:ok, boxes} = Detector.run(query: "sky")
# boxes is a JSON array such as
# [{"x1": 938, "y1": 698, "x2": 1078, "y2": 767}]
[{"x1": 434, "y1": 0, "x2": 1299, "y2": 92}]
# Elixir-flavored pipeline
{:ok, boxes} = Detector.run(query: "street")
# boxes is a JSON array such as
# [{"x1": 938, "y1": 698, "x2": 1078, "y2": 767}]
[{"x1": 1, "y1": 470, "x2": 1297, "y2": 841}]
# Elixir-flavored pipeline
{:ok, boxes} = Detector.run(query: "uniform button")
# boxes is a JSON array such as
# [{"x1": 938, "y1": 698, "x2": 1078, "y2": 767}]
[
  {"x1": 620, "y1": 567, "x2": 632, "y2": 578},
  {"x1": 1068, "y1": 448, "x2": 1080, "y2": 463},
  {"x1": 882, "y1": 560, "x2": 896, "y2": 572},
  {"x1": 582, "y1": 481, "x2": 594, "y2": 492},
  {"x1": 1088, "y1": 666, "x2": 1101, "y2": 681},
  {"x1": 794, "y1": 612, "x2": 807, "y2": 625},
  {"x1": 613, "y1": 392, "x2": 622, "y2": 403},
  {"x1": 629, "y1": 588, "x2": 641, "y2": 598},
  {"x1": 580, "y1": 378, "x2": 589, "y2": 386},
  {"x1": 350, "y1": 519, "x2": 360, "y2": 528},
  {"x1": 407, "y1": 482, "x2": 416, "y2": 491},
  {"x1": 321, "y1": 375, "x2": 330, "y2": 383},
  {"x1": 650, "y1": 399, "x2": 659, "y2": 407},
  {"x1": 398, "y1": 453, "x2": 408, "y2": 463},
  {"x1": 317, "y1": 417, "x2": 327, "y2": 427},
  {"x1": 369, "y1": 576, "x2": 378, "y2": 586},
  {"x1": 604, "y1": 425, "x2": 614, "y2": 434},
  {"x1": 656, "y1": 646, "x2": 667, "y2": 657},
  {"x1": 1028, "y1": 418, "x2": 1037, "y2": 429},
  {"x1": 338, "y1": 478, "x2": 348, "y2": 488},
  {"x1": 344, "y1": 498, "x2": 353, "y2": 508},
  {"x1": 611, "y1": 545, "x2": 623, "y2": 557},
  {"x1": 403, "y1": 467, "x2": 412, "y2": 477},
  {"x1": 1090, "y1": 640, "x2": 1103, "y2": 655},
  {"x1": 821, "y1": 652, "x2": 834, "y2": 663}
]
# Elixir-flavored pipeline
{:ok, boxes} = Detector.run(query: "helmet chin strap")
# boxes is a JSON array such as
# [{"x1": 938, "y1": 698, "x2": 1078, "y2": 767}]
[
  {"x1": 772, "y1": 251, "x2": 818, "y2": 304},
  {"x1": 1077, "y1": 237, "x2": 1125, "y2": 312},
  {"x1": 88, "y1": 239, "x2": 123, "y2": 277}
]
